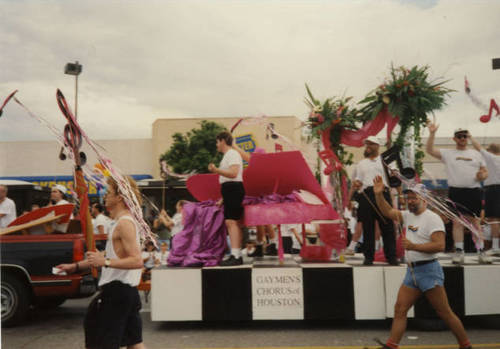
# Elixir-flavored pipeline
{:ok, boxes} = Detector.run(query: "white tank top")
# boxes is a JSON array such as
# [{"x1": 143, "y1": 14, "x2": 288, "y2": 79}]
[{"x1": 98, "y1": 215, "x2": 142, "y2": 287}]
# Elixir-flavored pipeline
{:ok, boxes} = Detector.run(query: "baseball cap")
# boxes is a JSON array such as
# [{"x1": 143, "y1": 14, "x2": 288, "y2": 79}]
[
  {"x1": 403, "y1": 183, "x2": 426, "y2": 194},
  {"x1": 364, "y1": 136, "x2": 381, "y2": 145},
  {"x1": 53, "y1": 184, "x2": 67, "y2": 194},
  {"x1": 454, "y1": 128, "x2": 468, "y2": 135}
]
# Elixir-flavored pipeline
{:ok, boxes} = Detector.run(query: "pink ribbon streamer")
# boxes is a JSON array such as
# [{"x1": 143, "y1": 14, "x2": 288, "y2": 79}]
[{"x1": 340, "y1": 108, "x2": 399, "y2": 147}]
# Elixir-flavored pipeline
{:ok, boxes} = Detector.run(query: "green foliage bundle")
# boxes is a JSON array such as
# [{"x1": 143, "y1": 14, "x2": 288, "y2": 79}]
[
  {"x1": 160, "y1": 120, "x2": 227, "y2": 174},
  {"x1": 305, "y1": 65, "x2": 454, "y2": 175}
]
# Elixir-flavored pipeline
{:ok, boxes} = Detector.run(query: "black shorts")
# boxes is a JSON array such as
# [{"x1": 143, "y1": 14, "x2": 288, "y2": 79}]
[
  {"x1": 448, "y1": 187, "x2": 482, "y2": 217},
  {"x1": 484, "y1": 185, "x2": 500, "y2": 218},
  {"x1": 221, "y1": 181, "x2": 245, "y2": 220},
  {"x1": 84, "y1": 281, "x2": 142, "y2": 349}
]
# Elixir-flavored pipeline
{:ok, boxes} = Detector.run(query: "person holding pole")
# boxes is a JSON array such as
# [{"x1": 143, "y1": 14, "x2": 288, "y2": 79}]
[{"x1": 372, "y1": 175, "x2": 471, "y2": 349}]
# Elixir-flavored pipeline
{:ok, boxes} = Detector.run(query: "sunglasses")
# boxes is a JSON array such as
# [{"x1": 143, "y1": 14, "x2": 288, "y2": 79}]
[{"x1": 455, "y1": 134, "x2": 468, "y2": 139}]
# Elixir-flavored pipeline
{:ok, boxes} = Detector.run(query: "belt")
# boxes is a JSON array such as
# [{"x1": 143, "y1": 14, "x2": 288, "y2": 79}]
[{"x1": 409, "y1": 259, "x2": 437, "y2": 267}]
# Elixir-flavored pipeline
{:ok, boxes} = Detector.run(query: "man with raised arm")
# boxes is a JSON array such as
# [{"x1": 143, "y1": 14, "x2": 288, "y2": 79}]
[
  {"x1": 56, "y1": 176, "x2": 146, "y2": 349},
  {"x1": 426, "y1": 122, "x2": 489, "y2": 264},
  {"x1": 469, "y1": 134, "x2": 500, "y2": 255},
  {"x1": 372, "y1": 175, "x2": 472, "y2": 349}
]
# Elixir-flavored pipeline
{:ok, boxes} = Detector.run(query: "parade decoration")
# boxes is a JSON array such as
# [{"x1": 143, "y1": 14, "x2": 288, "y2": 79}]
[
  {"x1": 304, "y1": 65, "x2": 454, "y2": 196},
  {"x1": 464, "y1": 76, "x2": 499, "y2": 123},
  {"x1": 0, "y1": 90, "x2": 18, "y2": 117},
  {"x1": 3, "y1": 90, "x2": 155, "y2": 245}
]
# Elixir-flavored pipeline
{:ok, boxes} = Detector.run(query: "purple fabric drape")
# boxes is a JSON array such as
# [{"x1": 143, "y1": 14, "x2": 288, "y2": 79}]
[
  {"x1": 167, "y1": 194, "x2": 300, "y2": 267},
  {"x1": 167, "y1": 201, "x2": 227, "y2": 267}
]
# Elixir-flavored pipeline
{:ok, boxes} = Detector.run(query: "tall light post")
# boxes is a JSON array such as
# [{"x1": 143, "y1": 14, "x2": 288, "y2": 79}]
[{"x1": 64, "y1": 61, "x2": 82, "y2": 118}]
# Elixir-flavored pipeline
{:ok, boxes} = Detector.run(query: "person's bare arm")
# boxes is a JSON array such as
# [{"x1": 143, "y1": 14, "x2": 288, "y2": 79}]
[
  {"x1": 208, "y1": 164, "x2": 239, "y2": 179},
  {"x1": 373, "y1": 176, "x2": 402, "y2": 222},
  {"x1": 469, "y1": 134, "x2": 482, "y2": 151},
  {"x1": 233, "y1": 144, "x2": 251, "y2": 162},
  {"x1": 403, "y1": 231, "x2": 445, "y2": 253},
  {"x1": 476, "y1": 166, "x2": 488, "y2": 182},
  {"x1": 87, "y1": 220, "x2": 143, "y2": 269},
  {"x1": 426, "y1": 121, "x2": 442, "y2": 160},
  {"x1": 291, "y1": 227, "x2": 303, "y2": 245}
]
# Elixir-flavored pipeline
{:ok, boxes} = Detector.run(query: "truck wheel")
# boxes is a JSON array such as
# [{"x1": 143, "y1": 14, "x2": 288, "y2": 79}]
[
  {"x1": 35, "y1": 297, "x2": 66, "y2": 309},
  {"x1": 1, "y1": 274, "x2": 31, "y2": 327}
]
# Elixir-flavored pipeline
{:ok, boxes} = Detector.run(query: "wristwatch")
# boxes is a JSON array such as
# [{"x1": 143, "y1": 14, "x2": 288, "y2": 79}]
[{"x1": 104, "y1": 258, "x2": 111, "y2": 268}]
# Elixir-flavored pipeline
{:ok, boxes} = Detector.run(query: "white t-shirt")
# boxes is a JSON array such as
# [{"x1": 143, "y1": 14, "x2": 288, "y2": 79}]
[
  {"x1": 93, "y1": 213, "x2": 112, "y2": 235},
  {"x1": 54, "y1": 199, "x2": 72, "y2": 232},
  {"x1": 0, "y1": 197, "x2": 16, "y2": 228},
  {"x1": 170, "y1": 212, "x2": 184, "y2": 236},
  {"x1": 354, "y1": 156, "x2": 388, "y2": 190},
  {"x1": 158, "y1": 250, "x2": 169, "y2": 266},
  {"x1": 401, "y1": 209, "x2": 445, "y2": 263},
  {"x1": 440, "y1": 149, "x2": 485, "y2": 188},
  {"x1": 343, "y1": 207, "x2": 357, "y2": 235},
  {"x1": 142, "y1": 251, "x2": 160, "y2": 269},
  {"x1": 282, "y1": 224, "x2": 301, "y2": 250},
  {"x1": 219, "y1": 149, "x2": 243, "y2": 184},
  {"x1": 480, "y1": 149, "x2": 500, "y2": 186}
]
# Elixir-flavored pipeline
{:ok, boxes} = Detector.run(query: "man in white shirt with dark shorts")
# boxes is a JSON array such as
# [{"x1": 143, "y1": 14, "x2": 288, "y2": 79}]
[
  {"x1": 209, "y1": 131, "x2": 245, "y2": 266},
  {"x1": 426, "y1": 123, "x2": 489, "y2": 264},
  {"x1": 373, "y1": 176, "x2": 472, "y2": 349}
]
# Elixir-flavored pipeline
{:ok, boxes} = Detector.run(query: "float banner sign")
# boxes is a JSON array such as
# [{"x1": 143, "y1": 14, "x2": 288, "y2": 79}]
[{"x1": 252, "y1": 268, "x2": 304, "y2": 320}]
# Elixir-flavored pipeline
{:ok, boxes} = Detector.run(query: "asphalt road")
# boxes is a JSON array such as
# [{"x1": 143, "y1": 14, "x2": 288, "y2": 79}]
[{"x1": 2, "y1": 295, "x2": 500, "y2": 349}]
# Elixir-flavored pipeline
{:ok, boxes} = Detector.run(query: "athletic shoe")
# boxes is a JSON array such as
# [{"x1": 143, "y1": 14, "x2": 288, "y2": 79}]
[
  {"x1": 248, "y1": 244, "x2": 263, "y2": 257},
  {"x1": 265, "y1": 243, "x2": 278, "y2": 256},
  {"x1": 452, "y1": 250, "x2": 465, "y2": 265},
  {"x1": 478, "y1": 251, "x2": 493, "y2": 264},
  {"x1": 485, "y1": 248, "x2": 500, "y2": 257},
  {"x1": 344, "y1": 248, "x2": 355, "y2": 256},
  {"x1": 388, "y1": 259, "x2": 400, "y2": 266},
  {"x1": 374, "y1": 338, "x2": 394, "y2": 349},
  {"x1": 219, "y1": 255, "x2": 243, "y2": 266}
]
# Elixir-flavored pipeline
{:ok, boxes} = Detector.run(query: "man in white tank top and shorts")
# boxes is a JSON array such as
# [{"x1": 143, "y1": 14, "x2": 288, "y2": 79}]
[{"x1": 56, "y1": 177, "x2": 146, "y2": 349}]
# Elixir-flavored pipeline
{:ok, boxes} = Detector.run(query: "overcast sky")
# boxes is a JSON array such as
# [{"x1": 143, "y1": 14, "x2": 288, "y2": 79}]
[{"x1": 1, "y1": 0, "x2": 499, "y2": 143}]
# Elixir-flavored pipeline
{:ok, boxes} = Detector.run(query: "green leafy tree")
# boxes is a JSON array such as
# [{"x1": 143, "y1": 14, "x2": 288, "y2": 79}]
[{"x1": 160, "y1": 120, "x2": 227, "y2": 174}]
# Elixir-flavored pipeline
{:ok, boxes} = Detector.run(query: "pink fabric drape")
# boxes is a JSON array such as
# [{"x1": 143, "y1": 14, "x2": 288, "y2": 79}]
[{"x1": 340, "y1": 108, "x2": 399, "y2": 147}]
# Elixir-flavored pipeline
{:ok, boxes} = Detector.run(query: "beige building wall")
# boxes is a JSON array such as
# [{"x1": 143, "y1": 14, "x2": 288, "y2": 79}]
[
  {"x1": 152, "y1": 116, "x2": 303, "y2": 179},
  {"x1": 0, "y1": 139, "x2": 153, "y2": 177}
]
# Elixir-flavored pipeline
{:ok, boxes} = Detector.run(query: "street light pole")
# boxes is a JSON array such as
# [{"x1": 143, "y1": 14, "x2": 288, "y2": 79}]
[{"x1": 64, "y1": 61, "x2": 82, "y2": 118}]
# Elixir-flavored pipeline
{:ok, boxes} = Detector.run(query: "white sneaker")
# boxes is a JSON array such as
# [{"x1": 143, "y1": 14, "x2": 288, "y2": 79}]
[
  {"x1": 485, "y1": 248, "x2": 500, "y2": 257},
  {"x1": 344, "y1": 248, "x2": 355, "y2": 256},
  {"x1": 478, "y1": 251, "x2": 493, "y2": 264},
  {"x1": 452, "y1": 251, "x2": 465, "y2": 265}
]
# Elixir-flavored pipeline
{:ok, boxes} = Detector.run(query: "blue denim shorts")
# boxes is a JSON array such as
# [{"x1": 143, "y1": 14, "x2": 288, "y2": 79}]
[{"x1": 403, "y1": 260, "x2": 444, "y2": 292}]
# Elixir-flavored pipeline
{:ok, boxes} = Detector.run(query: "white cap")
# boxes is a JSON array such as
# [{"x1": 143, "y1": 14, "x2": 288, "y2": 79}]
[
  {"x1": 364, "y1": 136, "x2": 381, "y2": 145},
  {"x1": 53, "y1": 184, "x2": 67, "y2": 194},
  {"x1": 454, "y1": 128, "x2": 468, "y2": 135}
]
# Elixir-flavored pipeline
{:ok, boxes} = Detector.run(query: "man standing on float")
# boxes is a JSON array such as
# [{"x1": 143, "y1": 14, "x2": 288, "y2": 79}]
[{"x1": 209, "y1": 131, "x2": 245, "y2": 266}]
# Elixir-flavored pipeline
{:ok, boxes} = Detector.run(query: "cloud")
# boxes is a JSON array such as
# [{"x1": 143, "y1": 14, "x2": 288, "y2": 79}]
[{"x1": 1, "y1": 0, "x2": 499, "y2": 142}]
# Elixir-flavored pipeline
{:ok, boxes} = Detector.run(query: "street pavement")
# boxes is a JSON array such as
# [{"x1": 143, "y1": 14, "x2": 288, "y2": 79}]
[{"x1": 2, "y1": 295, "x2": 500, "y2": 349}]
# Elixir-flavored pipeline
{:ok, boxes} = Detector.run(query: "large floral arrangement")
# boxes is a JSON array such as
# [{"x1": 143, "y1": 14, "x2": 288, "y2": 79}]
[
  {"x1": 305, "y1": 65, "x2": 454, "y2": 176},
  {"x1": 358, "y1": 65, "x2": 454, "y2": 174},
  {"x1": 305, "y1": 84, "x2": 369, "y2": 169}
]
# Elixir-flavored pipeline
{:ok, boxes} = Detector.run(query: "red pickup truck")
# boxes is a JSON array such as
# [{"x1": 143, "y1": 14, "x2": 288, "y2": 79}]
[{"x1": 0, "y1": 230, "x2": 107, "y2": 326}]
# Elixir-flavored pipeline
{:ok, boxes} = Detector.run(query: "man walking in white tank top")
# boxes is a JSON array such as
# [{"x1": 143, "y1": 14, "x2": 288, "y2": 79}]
[{"x1": 56, "y1": 176, "x2": 146, "y2": 349}]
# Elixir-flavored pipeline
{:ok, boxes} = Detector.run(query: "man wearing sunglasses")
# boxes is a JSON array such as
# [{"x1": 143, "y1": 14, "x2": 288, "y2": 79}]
[{"x1": 426, "y1": 123, "x2": 489, "y2": 264}]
